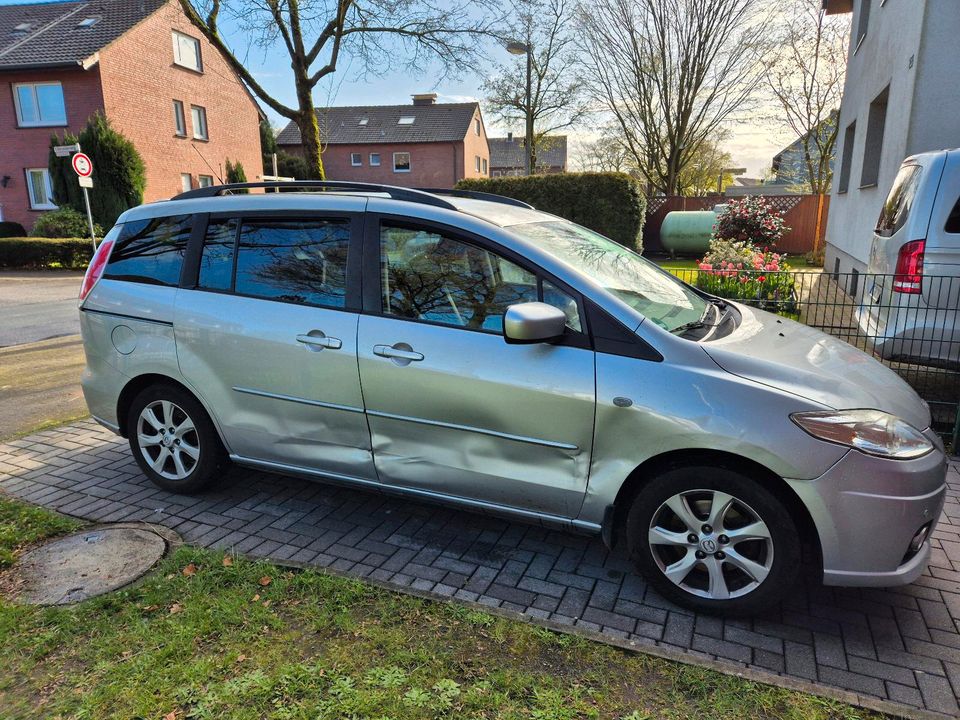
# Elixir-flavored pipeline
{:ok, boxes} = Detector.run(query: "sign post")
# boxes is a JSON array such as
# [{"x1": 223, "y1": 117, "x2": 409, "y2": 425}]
[{"x1": 70, "y1": 152, "x2": 97, "y2": 251}]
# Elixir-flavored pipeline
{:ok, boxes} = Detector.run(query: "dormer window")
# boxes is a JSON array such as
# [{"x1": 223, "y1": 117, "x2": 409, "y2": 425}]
[
  {"x1": 76, "y1": 17, "x2": 101, "y2": 28},
  {"x1": 397, "y1": 116, "x2": 415, "y2": 125}
]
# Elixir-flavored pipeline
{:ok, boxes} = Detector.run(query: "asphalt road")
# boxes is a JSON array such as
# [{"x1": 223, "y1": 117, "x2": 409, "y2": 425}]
[{"x1": 0, "y1": 271, "x2": 83, "y2": 348}]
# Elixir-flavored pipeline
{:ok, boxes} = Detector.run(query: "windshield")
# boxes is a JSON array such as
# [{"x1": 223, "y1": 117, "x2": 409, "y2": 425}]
[{"x1": 509, "y1": 220, "x2": 709, "y2": 332}]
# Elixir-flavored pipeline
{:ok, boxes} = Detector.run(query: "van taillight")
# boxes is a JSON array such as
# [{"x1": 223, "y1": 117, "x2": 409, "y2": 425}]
[
  {"x1": 79, "y1": 240, "x2": 114, "y2": 302},
  {"x1": 892, "y1": 239, "x2": 925, "y2": 294}
]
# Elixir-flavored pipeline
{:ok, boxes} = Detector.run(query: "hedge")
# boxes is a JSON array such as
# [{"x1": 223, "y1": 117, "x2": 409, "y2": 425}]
[
  {"x1": 456, "y1": 172, "x2": 647, "y2": 251},
  {"x1": 0, "y1": 238, "x2": 93, "y2": 269}
]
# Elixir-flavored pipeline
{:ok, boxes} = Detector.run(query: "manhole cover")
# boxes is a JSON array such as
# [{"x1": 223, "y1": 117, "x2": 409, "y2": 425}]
[{"x1": 13, "y1": 527, "x2": 167, "y2": 605}]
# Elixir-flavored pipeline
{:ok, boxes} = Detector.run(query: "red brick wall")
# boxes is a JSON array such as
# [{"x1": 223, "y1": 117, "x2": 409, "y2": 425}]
[
  {"x1": 98, "y1": 1, "x2": 262, "y2": 202},
  {"x1": 0, "y1": 66, "x2": 104, "y2": 230}
]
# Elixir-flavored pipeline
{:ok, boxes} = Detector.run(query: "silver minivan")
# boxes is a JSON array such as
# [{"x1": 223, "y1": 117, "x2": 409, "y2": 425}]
[
  {"x1": 859, "y1": 148, "x2": 960, "y2": 368},
  {"x1": 79, "y1": 181, "x2": 947, "y2": 615}
]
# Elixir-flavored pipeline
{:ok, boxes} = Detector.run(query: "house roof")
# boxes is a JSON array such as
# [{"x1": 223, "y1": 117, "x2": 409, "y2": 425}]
[
  {"x1": 489, "y1": 135, "x2": 567, "y2": 169},
  {"x1": 0, "y1": 0, "x2": 165, "y2": 69},
  {"x1": 276, "y1": 102, "x2": 480, "y2": 146}
]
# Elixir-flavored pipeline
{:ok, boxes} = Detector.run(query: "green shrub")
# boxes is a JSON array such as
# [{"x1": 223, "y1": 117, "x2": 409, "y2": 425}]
[
  {"x1": 712, "y1": 195, "x2": 789, "y2": 248},
  {"x1": 276, "y1": 151, "x2": 313, "y2": 180},
  {"x1": 226, "y1": 159, "x2": 247, "y2": 184},
  {"x1": 0, "y1": 221, "x2": 26, "y2": 238},
  {"x1": 49, "y1": 112, "x2": 146, "y2": 228},
  {"x1": 456, "y1": 172, "x2": 646, "y2": 250},
  {"x1": 30, "y1": 207, "x2": 103, "y2": 239},
  {"x1": 0, "y1": 237, "x2": 93, "y2": 269}
]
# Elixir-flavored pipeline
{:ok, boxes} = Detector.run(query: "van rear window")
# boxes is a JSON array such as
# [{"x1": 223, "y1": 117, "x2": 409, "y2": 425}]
[
  {"x1": 103, "y1": 215, "x2": 192, "y2": 286},
  {"x1": 875, "y1": 165, "x2": 921, "y2": 237}
]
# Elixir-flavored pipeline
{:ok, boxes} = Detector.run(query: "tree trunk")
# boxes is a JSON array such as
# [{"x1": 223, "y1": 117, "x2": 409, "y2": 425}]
[{"x1": 295, "y1": 83, "x2": 324, "y2": 180}]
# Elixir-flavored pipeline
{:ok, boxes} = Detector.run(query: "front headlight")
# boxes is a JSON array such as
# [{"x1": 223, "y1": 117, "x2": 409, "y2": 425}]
[{"x1": 790, "y1": 409, "x2": 934, "y2": 459}]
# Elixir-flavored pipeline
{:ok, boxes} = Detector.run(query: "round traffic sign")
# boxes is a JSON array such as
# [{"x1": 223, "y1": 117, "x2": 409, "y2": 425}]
[{"x1": 72, "y1": 152, "x2": 93, "y2": 178}]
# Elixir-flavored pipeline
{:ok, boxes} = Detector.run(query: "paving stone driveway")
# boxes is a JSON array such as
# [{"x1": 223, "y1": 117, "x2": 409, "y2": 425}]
[{"x1": 2, "y1": 419, "x2": 960, "y2": 717}]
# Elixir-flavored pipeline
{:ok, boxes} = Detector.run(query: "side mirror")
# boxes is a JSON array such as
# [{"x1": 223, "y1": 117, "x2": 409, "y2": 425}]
[{"x1": 503, "y1": 302, "x2": 567, "y2": 344}]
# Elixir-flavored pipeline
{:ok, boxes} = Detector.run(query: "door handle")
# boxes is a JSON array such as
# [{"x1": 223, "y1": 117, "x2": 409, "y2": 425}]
[
  {"x1": 373, "y1": 343, "x2": 424, "y2": 363},
  {"x1": 297, "y1": 333, "x2": 342, "y2": 350}
]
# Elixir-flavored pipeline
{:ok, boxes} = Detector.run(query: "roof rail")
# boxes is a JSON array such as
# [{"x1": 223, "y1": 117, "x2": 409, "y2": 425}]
[
  {"x1": 416, "y1": 188, "x2": 534, "y2": 210},
  {"x1": 172, "y1": 180, "x2": 458, "y2": 210}
]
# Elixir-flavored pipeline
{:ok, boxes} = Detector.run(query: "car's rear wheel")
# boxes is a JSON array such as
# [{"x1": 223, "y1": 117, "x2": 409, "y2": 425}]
[
  {"x1": 626, "y1": 465, "x2": 800, "y2": 616},
  {"x1": 127, "y1": 384, "x2": 225, "y2": 493}
]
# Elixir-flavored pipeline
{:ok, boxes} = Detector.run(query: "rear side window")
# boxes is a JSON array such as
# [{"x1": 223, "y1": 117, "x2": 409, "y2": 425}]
[
  {"x1": 103, "y1": 215, "x2": 192, "y2": 286},
  {"x1": 875, "y1": 164, "x2": 922, "y2": 237},
  {"x1": 945, "y1": 195, "x2": 960, "y2": 234},
  {"x1": 234, "y1": 218, "x2": 350, "y2": 307},
  {"x1": 198, "y1": 218, "x2": 238, "y2": 291}
]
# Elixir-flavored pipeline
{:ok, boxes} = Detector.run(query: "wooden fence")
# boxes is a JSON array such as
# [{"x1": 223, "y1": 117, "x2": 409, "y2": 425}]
[{"x1": 642, "y1": 194, "x2": 830, "y2": 257}]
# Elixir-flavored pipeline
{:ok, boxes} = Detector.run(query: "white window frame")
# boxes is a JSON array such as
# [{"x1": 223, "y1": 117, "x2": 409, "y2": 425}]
[
  {"x1": 173, "y1": 99, "x2": 186, "y2": 136},
  {"x1": 475, "y1": 155, "x2": 481, "y2": 172},
  {"x1": 25, "y1": 168, "x2": 56, "y2": 210},
  {"x1": 198, "y1": 175, "x2": 214, "y2": 188},
  {"x1": 172, "y1": 30, "x2": 203, "y2": 72},
  {"x1": 482, "y1": 158, "x2": 488, "y2": 174},
  {"x1": 191, "y1": 104, "x2": 208, "y2": 140},
  {"x1": 181, "y1": 173, "x2": 192, "y2": 192},
  {"x1": 350, "y1": 152, "x2": 362, "y2": 167},
  {"x1": 369, "y1": 153, "x2": 381, "y2": 166},
  {"x1": 393, "y1": 152, "x2": 411, "y2": 173},
  {"x1": 475, "y1": 118, "x2": 481, "y2": 136},
  {"x1": 13, "y1": 82, "x2": 66, "y2": 127}
]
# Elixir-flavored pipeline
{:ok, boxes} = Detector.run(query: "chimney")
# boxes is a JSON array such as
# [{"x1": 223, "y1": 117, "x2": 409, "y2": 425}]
[
  {"x1": 412, "y1": 93, "x2": 438, "y2": 106},
  {"x1": 507, "y1": 132, "x2": 513, "y2": 142}
]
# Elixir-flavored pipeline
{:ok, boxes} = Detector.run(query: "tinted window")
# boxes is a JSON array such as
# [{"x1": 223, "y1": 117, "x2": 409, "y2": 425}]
[
  {"x1": 945, "y1": 195, "x2": 960, "y2": 234},
  {"x1": 876, "y1": 164, "x2": 922, "y2": 237},
  {"x1": 381, "y1": 225, "x2": 541, "y2": 333},
  {"x1": 234, "y1": 218, "x2": 350, "y2": 307},
  {"x1": 104, "y1": 214, "x2": 191, "y2": 286},
  {"x1": 198, "y1": 218, "x2": 237, "y2": 291}
]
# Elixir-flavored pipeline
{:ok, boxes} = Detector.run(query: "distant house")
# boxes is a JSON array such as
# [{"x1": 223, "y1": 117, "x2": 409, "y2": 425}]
[
  {"x1": 0, "y1": 0, "x2": 264, "y2": 231},
  {"x1": 770, "y1": 111, "x2": 838, "y2": 191},
  {"x1": 276, "y1": 94, "x2": 489, "y2": 188},
  {"x1": 822, "y1": 0, "x2": 960, "y2": 275},
  {"x1": 489, "y1": 133, "x2": 567, "y2": 176}
]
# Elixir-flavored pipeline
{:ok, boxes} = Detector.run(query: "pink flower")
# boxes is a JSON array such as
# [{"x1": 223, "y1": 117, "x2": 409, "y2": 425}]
[{"x1": 698, "y1": 262, "x2": 713, "y2": 271}]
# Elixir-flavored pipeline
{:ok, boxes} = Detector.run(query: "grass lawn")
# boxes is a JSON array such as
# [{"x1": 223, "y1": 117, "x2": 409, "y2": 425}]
[{"x1": 0, "y1": 496, "x2": 881, "y2": 720}]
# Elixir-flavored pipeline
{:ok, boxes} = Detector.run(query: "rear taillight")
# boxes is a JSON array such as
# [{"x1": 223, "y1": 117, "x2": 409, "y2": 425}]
[
  {"x1": 79, "y1": 239, "x2": 114, "y2": 303},
  {"x1": 893, "y1": 239, "x2": 925, "y2": 294}
]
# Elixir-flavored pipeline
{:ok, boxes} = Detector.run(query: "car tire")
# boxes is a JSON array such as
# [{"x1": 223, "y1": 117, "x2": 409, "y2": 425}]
[
  {"x1": 127, "y1": 383, "x2": 226, "y2": 494},
  {"x1": 626, "y1": 465, "x2": 800, "y2": 616}
]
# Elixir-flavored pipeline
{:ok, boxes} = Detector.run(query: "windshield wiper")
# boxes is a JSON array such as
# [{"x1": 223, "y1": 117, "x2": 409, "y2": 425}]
[{"x1": 670, "y1": 303, "x2": 717, "y2": 336}]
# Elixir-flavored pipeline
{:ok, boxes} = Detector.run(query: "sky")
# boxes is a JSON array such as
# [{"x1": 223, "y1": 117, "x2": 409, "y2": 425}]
[{"x1": 0, "y1": 0, "x2": 799, "y2": 178}]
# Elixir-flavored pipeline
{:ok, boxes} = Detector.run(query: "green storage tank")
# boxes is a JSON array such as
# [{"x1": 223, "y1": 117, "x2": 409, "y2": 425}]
[{"x1": 660, "y1": 210, "x2": 719, "y2": 256}]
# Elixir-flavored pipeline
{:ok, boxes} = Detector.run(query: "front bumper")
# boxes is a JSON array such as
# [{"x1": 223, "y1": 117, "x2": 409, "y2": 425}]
[{"x1": 786, "y1": 430, "x2": 947, "y2": 587}]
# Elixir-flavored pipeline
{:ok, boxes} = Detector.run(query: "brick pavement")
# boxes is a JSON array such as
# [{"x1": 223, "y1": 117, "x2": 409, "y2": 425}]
[{"x1": 2, "y1": 419, "x2": 960, "y2": 717}]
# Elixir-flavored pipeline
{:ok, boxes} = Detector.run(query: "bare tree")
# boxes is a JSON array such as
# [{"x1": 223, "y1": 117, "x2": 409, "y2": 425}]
[
  {"x1": 177, "y1": 0, "x2": 500, "y2": 179},
  {"x1": 577, "y1": 0, "x2": 767, "y2": 195},
  {"x1": 483, "y1": 0, "x2": 588, "y2": 174},
  {"x1": 576, "y1": 127, "x2": 636, "y2": 173},
  {"x1": 676, "y1": 134, "x2": 735, "y2": 196},
  {"x1": 764, "y1": 0, "x2": 848, "y2": 194}
]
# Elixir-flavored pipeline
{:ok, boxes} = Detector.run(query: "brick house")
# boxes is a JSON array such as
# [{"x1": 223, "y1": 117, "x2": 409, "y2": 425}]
[
  {"x1": 0, "y1": 0, "x2": 263, "y2": 231},
  {"x1": 489, "y1": 134, "x2": 568, "y2": 176},
  {"x1": 276, "y1": 94, "x2": 489, "y2": 188}
]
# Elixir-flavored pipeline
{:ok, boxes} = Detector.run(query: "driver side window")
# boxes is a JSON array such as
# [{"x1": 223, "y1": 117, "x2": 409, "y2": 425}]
[{"x1": 379, "y1": 224, "x2": 581, "y2": 334}]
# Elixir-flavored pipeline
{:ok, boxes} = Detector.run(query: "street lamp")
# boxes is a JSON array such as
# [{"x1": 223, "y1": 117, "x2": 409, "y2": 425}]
[{"x1": 506, "y1": 40, "x2": 533, "y2": 176}]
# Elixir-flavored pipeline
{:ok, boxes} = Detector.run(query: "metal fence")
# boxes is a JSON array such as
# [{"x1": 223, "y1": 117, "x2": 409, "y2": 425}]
[{"x1": 668, "y1": 267, "x2": 960, "y2": 448}]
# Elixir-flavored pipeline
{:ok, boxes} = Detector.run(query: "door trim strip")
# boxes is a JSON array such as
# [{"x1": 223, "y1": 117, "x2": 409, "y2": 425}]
[
  {"x1": 232, "y1": 386, "x2": 364, "y2": 414},
  {"x1": 366, "y1": 409, "x2": 579, "y2": 451}
]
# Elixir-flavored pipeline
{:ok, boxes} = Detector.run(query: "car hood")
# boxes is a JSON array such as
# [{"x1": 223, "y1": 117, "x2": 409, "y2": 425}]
[{"x1": 702, "y1": 304, "x2": 932, "y2": 431}]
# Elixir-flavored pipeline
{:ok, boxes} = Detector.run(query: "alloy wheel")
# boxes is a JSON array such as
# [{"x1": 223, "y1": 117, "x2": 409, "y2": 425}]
[
  {"x1": 647, "y1": 489, "x2": 774, "y2": 600},
  {"x1": 136, "y1": 400, "x2": 201, "y2": 481}
]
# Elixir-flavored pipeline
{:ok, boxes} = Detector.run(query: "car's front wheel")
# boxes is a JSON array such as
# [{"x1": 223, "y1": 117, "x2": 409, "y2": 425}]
[
  {"x1": 127, "y1": 384, "x2": 226, "y2": 493},
  {"x1": 626, "y1": 465, "x2": 800, "y2": 615}
]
